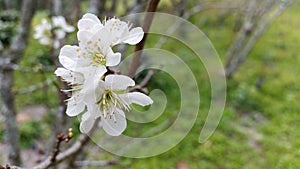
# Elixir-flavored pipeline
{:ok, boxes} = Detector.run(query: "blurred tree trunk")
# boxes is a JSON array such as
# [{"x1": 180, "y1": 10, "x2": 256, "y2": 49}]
[
  {"x1": 225, "y1": 0, "x2": 293, "y2": 78},
  {"x1": 0, "y1": 70, "x2": 20, "y2": 165},
  {"x1": 88, "y1": 0, "x2": 106, "y2": 16},
  {"x1": 70, "y1": 0, "x2": 81, "y2": 24},
  {"x1": 0, "y1": 0, "x2": 3, "y2": 10},
  {"x1": 125, "y1": 0, "x2": 147, "y2": 15},
  {"x1": 52, "y1": 0, "x2": 62, "y2": 16},
  {"x1": 36, "y1": 0, "x2": 51, "y2": 11},
  {"x1": 0, "y1": 0, "x2": 36, "y2": 166},
  {"x1": 108, "y1": 0, "x2": 117, "y2": 16},
  {"x1": 172, "y1": 0, "x2": 188, "y2": 16},
  {"x1": 4, "y1": 0, "x2": 13, "y2": 9},
  {"x1": 49, "y1": 0, "x2": 71, "y2": 161}
]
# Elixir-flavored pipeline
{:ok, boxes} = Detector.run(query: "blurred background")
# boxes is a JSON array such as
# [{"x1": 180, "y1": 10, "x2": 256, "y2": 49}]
[{"x1": 0, "y1": 0, "x2": 299, "y2": 168}]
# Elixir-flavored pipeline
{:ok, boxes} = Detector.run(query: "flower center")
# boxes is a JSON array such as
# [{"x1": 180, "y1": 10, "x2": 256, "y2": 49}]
[
  {"x1": 97, "y1": 90, "x2": 130, "y2": 123},
  {"x1": 92, "y1": 53, "x2": 106, "y2": 65},
  {"x1": 43, "y1": 29, "x2": 52, "y2": 37}
]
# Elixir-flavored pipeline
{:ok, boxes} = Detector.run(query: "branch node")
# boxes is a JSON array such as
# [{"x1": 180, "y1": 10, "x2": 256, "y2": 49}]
[{"x1": 50, "y1": 128, "x2": 74, "y2": 162}]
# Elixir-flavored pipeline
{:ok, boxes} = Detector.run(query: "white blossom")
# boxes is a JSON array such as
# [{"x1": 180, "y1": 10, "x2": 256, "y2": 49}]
[
  {"x1": 33, "y1": 19, "x2": 52, "y2": 45},
  {"x1": 80, "y1": 75, "x2": 153, "y2": 136},
  {"x1": 55, "y1": 13, "x2": 152, "y2": 136},
  {"x1": 77, "y1": 13, "x2": 144, "y2": 46},
  {"x1": 33, "y1": 16, "x2": 74, "y2": 48},
  {"x1": 104, "y1": 18, "x2": 144, "y2": 46},
  {"x1": 59, "y1": 27, "x2": 122, "y2": 89},
  {"x1": 52, "y1": 16, "x2": 75, "y2": 39}
]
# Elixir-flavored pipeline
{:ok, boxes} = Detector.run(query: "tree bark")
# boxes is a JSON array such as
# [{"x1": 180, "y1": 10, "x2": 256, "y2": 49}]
[
  {"x1": 0, "y1": 0, "x2": 36, "y2": 166},
  {"x1": 70, "y1": 0, "x2": 81, "y2": 25},
  {"x1": 52, "y1": 0, "x2": 62, "y2": 16},
  {"x1": 4, "y1": 0, "x2": 13, "y2": 9},
  {"x1": 88, "y1": 0, "x2": 106, "y2": 16},
  {"x1": 0, "y1": 69, "x2": 21, "y2": 165},
  {"x1": 225, "y1": 0, "x2": 293, "y2": 78}
]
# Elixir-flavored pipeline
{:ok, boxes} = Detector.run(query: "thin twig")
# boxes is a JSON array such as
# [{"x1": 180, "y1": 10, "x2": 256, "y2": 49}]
[
  {"x1": 74, "y1": 160, "x2": 119, "y2": 167},
  {"x1": 16, "y1": 79, "x2": 54, "y2": 95},
  {"x1": 155, "y1": 2, "x2": 241, "y2": 48},
  {"x1": 8, "y1": 134, "x2": 90, "y2": 169},
  {"x1": 225, "y1": 0, "x2": 294, "y2": 77},
  {"x1": 50, "y1": 128, "x2": 73, "y2": 162},
  {"x1": 129, "y1": 69, "x2": 157, "y2": 93},
  {"x1": 0, "y1": 63, "x2": 54, "y2": 72}
]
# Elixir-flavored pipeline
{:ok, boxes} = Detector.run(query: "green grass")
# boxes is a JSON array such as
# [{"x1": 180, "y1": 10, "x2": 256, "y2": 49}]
[
  {"x1": 113, "y1": 2, "x2": 300, "y2": 169},
  {"x1": 8, "y1": 1, "x2": 300, "y2": 168}
]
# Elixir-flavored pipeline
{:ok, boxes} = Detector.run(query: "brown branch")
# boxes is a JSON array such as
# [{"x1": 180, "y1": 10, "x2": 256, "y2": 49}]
[
  {"x1": 7, "y1": 0, "x2": 36, "y2": 62},
  {"x1": 126, "y1": 0, "x2": 160, "y2": 78}
]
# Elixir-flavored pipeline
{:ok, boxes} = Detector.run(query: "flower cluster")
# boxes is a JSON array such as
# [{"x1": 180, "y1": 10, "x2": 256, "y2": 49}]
[
  {"x1": 55, "y1": 13, "x2": 153, "y2": 136},
  {"x1": 34, "y1": 16, "x2": 75, "y2": 48}
]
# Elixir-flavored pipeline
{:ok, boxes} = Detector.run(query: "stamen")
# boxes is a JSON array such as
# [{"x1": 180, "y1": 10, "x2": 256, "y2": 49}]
[
  {"x1": 103, "y1": 109, "x2": 107, "y2": 119},
  {"x1": 97, "y1": 90, "x2": 130, "y2": 124},
  {"x1": 112, "y1": 112, "x2": 116, "y2": 123}
]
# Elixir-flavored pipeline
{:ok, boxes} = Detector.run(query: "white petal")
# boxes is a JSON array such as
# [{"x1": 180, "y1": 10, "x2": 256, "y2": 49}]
[
  {"x1": 59, "y1": 55, "x2": 77, "y2": 70},
  {"x1": 55, "y1": 29, "x2": 66, "y2": 39},
  {"x1": 122, "y1": 27, "x2": 144, "y2": 45},
  {"x1": 104, "y1": 75, "x2": 135, "y2": 91},
  {"x1": 64, "y1": 25, "x2": 75, "y2": 32},
  {"x1": 39, "y1": 37, "x2": 51, "y2": 45},
  {"x1": 58, "y1": 45, "x2": 81, "y2": 70},
  {"x1": 66, "y1": 92, "x2": 85, "y2": 116},
  {"x1": 82, "y1": 66, "x2": 106, "y2": 84},
  {"x1": 88, "y1": 27, "x2": 111, "y2": 48},
  {"x1": 102, "y1": 108, "x2": 127, "y2": 136},
  {"x1": 119, "y1": 92, "x2": 153, "y2": 106},
  {"x1": 106, "y1": 50, "x2": 121, "y2": 67},
  {"x1": 52, "y1": 16, "x2": 65, "y2": 27},
  {"x1": 55, "y1": 68, "x2": 84, "y2": 84},
  {"x1": 82, "y1": 13, "x2": 101, "y2": 24},
  {"x1": 91, "y1": 24, "x2": 104, "y2": 32},
  {"x1": 82, "y1": 80, "x2": 104, "y2": 105},
  {"x1": 55, "y1": 68, "x2": 70, "y2": 80},
  {"x1": 33, "y1": 32, "x2": 41, "y2": 39},
  {"x1": 78, "y1": 19, "x2": 98, "y2": 31},
  {"x1": 59, "y1": 45, "x2": 80, "y2": 59},
  {"x1": 53, "y1": 40, "x2": 60, "y2": 49},
  {"x1": 77, "y1": 30, "x2": 93, "y2": 47},
  {"x1": 105, "y1": 18, "x2": 128, "y2": 45},
  {"x1": 80, "y1": 66, "x2": 106, "y2": 99},
  {"x1": 80, "y1": 112, "x2": 96, "y2": 133},
  {"x1": 95, "y1": 65, "x2": 107, "y2": 80}
]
